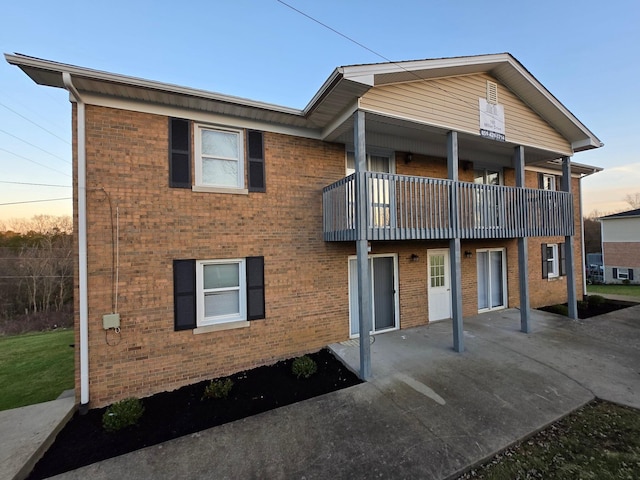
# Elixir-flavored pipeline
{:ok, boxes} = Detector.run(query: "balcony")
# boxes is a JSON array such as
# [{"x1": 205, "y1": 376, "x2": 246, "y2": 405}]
[{"x1": 323, "y1": 172, "x2": 574, "y2": 241}]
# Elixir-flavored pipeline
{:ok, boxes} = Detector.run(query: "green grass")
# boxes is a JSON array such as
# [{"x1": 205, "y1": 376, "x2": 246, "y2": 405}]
[
  {"x1": 0, "y1": 329, "x2": 74, "y2": 411},
  {"x1": 587, "y1": 284, "x2": 640, "y2": 298},
  {"x1": 460, "y1": 401, "x2": 640, "y2": 479}
]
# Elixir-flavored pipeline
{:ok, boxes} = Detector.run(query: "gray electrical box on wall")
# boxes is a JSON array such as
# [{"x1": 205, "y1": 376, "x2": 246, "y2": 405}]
[{"x1": 102, "y1": 313, "x2": 120, "y2": 329}]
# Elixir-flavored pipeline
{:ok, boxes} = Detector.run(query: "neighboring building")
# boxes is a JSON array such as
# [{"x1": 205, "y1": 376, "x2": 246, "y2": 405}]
[
  {"x1": 6, "y1": 53, "x2": 602, "y2": 409},
  {"x1": 600, "y1": 209, "x2": 640, "y2": 284}
]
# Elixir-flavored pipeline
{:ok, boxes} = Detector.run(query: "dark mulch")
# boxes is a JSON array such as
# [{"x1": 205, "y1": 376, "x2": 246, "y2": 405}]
[
  {"x1": 538, "y1": 298, "x2": 637, "y2": 319},
  {"x1": 28, "y1": 348, "x2": 361, "y2": 479}
]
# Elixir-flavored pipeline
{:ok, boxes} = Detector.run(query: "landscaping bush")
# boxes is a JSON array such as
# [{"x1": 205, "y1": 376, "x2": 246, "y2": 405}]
[
  {"x1": 102, "y1": 397, "x2": 145, "y2": 432},
  {"x1": 202, "y1": 378, "x2": 234, "y2": 400},
  {"x1": 587, "y1": 294, "x2": 606, "y2": 306},
  {"x1": 292, "y1": 355, "x2": 317, "y2": 379},
  {"x1": 545, "y1": 304, "x2": 569, "y2": 316}
]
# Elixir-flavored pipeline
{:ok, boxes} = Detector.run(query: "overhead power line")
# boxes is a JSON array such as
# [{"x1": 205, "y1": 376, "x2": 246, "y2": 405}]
[
  {"x1": 275, "y1": 0, "x2": 548, "y2": 149},
  {"x1": 0, "y1": 197, "x2": 72, "y2": 206},
  {"x1": 0, "y1": 147, "x2": 71, "y2": 177},
  {"x1": 0, "y1": 180, "x2": 71, "y2": 188},
  {"x1": 0, "y1": 128, "x2": 71, "y2": 165},
  {"x1": 0, "y1": 101, "x2": 71, "y2": 145}
]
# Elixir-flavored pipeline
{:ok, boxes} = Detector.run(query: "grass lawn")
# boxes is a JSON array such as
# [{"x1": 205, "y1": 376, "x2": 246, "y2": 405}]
[
  {"x1": 0, "y1": 329, "x2": 74, "y2": 411},
  {"x1": 459, "y1": 401, "x2": 640, "y2": 479},
  {"x1": 587, "y1": 284, "x2": 640, "y2": 298}
]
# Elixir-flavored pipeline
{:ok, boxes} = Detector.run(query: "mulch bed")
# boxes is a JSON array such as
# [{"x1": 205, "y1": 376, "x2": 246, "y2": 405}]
[
  {"x1": 539, "y1": 299, "x2": 637, "y2": 319},
  {"x1": 28, "y1": 348, "x2": 361, "y2": 479}
]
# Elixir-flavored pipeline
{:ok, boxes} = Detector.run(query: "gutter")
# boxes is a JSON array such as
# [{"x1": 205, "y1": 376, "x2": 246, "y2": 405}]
[{"x1": 62, "y1": 73, "x2": 89, "y2": 412}]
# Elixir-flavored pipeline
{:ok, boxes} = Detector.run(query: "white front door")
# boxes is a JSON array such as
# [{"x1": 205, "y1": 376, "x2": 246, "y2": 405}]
[{"x1": 428, "y1": 249, "x2": 452, "y2": 321}]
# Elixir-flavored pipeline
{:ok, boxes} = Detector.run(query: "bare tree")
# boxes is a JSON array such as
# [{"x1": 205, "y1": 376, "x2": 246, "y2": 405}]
[{"x1": 624, "y1": 193, "x2": 640, "y2": 210}]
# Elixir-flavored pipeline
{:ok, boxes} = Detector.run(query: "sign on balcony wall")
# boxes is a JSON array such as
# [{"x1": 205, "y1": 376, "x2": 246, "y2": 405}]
[{"x1": 479, "y1": 98, "x2": 505, "y2": 142}]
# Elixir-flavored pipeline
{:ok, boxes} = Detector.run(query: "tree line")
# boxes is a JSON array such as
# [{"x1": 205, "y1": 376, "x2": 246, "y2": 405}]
[{"x1": 0, "y1": 215, "x2": 73, "y2": 320}]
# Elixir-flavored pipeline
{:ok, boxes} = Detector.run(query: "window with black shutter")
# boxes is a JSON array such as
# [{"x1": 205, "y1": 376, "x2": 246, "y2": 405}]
[
  {"x1": 559, "y1": 242, "x2": 566, "y2": 277},
  {"x1": 169, "y1": 118, "x2": 191, "y2": 188},
  {"x1": 247, "y1": 130, "x2": 265, "y2": 192}
]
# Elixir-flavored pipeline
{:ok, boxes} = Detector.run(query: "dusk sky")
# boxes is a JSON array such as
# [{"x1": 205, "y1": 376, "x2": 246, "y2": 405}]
[{"x1": 1, "y1": 0, "x2": 638, "y2": 222}]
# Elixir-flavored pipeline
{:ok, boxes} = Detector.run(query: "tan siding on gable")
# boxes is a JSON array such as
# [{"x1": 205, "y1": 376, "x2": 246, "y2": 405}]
[{"x1": 360, "y1": 73, "x2": 571, "y2": 155}]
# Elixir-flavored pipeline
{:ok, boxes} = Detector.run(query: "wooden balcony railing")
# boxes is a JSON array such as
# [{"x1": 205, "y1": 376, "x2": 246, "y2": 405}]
[{"x1": 323, "y1": 172, "x2": 574, "y2": 241}]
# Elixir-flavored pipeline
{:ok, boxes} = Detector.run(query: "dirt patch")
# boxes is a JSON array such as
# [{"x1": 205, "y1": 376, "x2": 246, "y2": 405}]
[{"x1": 27, "y1": 348, "x2": 361, "y2": 479}]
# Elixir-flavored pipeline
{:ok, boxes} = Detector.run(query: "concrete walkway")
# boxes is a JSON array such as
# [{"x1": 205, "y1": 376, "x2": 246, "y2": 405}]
[
  {"x1": 0, "y1": 391, "x2": 75, "y2": 480},
  {"x1": 3, "y1": 305, "x2": 639, "y2": 479}
]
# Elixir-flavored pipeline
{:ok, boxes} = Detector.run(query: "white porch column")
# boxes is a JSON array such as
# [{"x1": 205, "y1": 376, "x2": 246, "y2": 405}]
[
  {"x1": 562, "y1": 156, "x2": 578, "y2": 319},
  {"x1": 447, "y1": 131, "x2": 464, "y2": 353},
  {"x1": 514, "y1": 146, "x2": 531, "y2": 333},
  {"x1": 354, "y1": 110, "x2": 372, "y2": 379}
]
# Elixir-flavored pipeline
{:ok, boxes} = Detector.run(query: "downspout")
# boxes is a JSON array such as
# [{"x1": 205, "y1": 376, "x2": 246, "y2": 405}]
[
  {"x1": 579, "y1": 175, "x2": 587, "y2": 298},
  {"x1": 62, "y1": 73, "x2": 89, "y2": 412}
]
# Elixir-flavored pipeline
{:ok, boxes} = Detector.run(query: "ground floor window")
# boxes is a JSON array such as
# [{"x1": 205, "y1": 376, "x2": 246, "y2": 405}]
[
  {"x1": 541, "y1": 242, "x2": 566, "y2": 279},
  {"x1": 477, "y1": 248, "x2": 507, "y2": 312},
  {"x1": 614, "y1": 267, "x2": 634, "y2": 281}
]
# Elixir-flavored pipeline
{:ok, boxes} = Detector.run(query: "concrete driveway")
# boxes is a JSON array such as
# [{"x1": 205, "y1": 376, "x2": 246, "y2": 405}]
[{"x1": 51, "y1": 306, "x2": 640, "y2": 480}]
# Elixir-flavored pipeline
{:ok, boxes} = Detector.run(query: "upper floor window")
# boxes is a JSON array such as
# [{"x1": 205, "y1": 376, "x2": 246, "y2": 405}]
[
  {"x1": 473, "y1": 168, "x2": 502, "y2": 185},
  {"x1": 195, "y1": 125, "x2": 244, "y2": 189},
  {"x1": 542, "y1": 174, "x2": 556, "y2": 191}
]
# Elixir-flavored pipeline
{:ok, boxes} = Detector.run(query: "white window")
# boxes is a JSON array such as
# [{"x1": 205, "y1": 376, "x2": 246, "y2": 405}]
[
  {"x1": 196, "y1": 259, "x2": 246, "y2": 326},
  {"x1": 616, "y1": 268, "x2": 630, "y2": 280},
  {"x1": 542, "y1": 174, "x2": 556, "y2": 191},
  {"x1": 546, "y1": 244, "x2": 559, "y2": 278},
  {"x1": 195, "y1": 125, "x2": 244, "y2": 189}
]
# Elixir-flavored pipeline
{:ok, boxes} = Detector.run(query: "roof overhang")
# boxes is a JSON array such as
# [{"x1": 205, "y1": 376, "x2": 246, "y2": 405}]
[
  {"x1": 306, "y1": 53, "x2": 603, "y2": 153},
  {"x1": 6, "y1": 52, "x2": 602, "y2": 157}
]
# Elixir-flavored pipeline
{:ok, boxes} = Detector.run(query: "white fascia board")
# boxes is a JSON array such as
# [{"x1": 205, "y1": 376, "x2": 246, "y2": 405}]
[
  {"x1": 80, "y1": 93, "x2": 323, "y2": 140},
  {"x1": 5, "y1": 53, "x2": 304, "y2": 117}
]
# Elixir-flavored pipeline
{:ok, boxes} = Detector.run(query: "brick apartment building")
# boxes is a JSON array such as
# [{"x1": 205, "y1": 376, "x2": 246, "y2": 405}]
[{"x1": 6, "y1": 53, "x2": 602, "y2": 409}]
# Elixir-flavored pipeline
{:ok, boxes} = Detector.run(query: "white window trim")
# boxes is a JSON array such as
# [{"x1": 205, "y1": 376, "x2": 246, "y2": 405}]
[
  {"x1": 196, "y1": 259, "x2": 246, "y2": 326},
  {"x1": 542, "y1": 173, "x2": 556, "y2": 191},
  {"x1": 547, "y1": 244, "x2": 559, "y2": 279},
  {"x1": 194, "y1": 124, "x2": 245, "y2": 190},
  {"x1": 616, "y1": 268, "x2": 630, "y2": 280}
]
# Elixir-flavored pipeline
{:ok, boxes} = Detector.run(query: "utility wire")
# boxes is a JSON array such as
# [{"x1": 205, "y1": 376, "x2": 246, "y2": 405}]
[
  {"x1": 0, "y1": 180, "x2": 71, "y2": 188},
  {"x1": 276, "y1": 0, "x2": 549, "y2": 149},
  {"x1": 0, "y1": 147, "x2": 71, "y2": 177},
  {"x1": 0, "y1": 197, "x2": 71, "y2": 206},
  {"x1": 0, "y1": 128, "x2": 71, "y2": 165},
  {"x1": 0, "y1": 101, "x2": 71, "y2": 145}
]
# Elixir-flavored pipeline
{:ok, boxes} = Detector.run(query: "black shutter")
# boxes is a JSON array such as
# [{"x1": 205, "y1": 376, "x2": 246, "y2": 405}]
[
  {"x1": 169, "y1": 118, "x2": 191, "y2": 188},
  {"x1": 247, "y1": 130, "x2": 266, "y2": 192},
  {"x1": 173, "y1": 259, "x2": 196, "y2": 330},
  {"x1": 538, "y1": 173, "x2": 545, "y2": 190},
  {"x1": 541, "y1": 243, "x2": 549, "y2": 279},
  {"x1": 629, "y1": 269, "x2": 634, "y2": 281},
  {"x1": 559, "y1": 243, "x2": 566, "y2": 277},
  {"x1": 613, "y1": 267, "x2": 618, "y2": 279},
  {"x1": 246, "y1": 256, "x2": 265, "y2": 320}
]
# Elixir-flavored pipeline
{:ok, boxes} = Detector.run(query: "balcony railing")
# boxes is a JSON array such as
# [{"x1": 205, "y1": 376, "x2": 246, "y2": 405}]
[{"x1": 323, "y1": 172, "x2": 574, "y2": 241}]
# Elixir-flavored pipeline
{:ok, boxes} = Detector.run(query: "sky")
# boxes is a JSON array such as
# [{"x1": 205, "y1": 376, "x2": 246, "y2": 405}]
[{"x1": 1, "y1": 0, "x2": 638, "y2": 223}]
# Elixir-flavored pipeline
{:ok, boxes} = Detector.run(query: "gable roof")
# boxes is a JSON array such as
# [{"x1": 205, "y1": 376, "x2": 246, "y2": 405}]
[
  {"x1": 5, "y1": 52, "x2": 602, "y2": 154},
  {"x1": 600, "y1": 208, "x2": 640, "y2": 220}
]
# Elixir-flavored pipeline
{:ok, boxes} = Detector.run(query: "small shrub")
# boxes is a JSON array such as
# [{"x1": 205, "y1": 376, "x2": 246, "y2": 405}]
[
  {"x1": 587, "y1": 295, "x2": 606, "y2": 306},
  {"x1": 102, "y1": 397, "x2": 144, "y2": 432},
  {"x1": 202, "y1": 378, "x2": 233, "y2": 400},
  {"x1": 622, "y1": 279, "x2": 631, "y2": 285},
  {"x1": 546, "y1": 304, "x2": 569, "y2": 316},
  {"x1": 292, "y1": 355, "x2": 317, "y2": 379}
]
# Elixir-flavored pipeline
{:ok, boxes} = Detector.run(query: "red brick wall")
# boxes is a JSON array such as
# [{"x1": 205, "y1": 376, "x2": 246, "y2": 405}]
[{"x1": 74, "y1": 106, "x2": 585, "y2": 406}]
